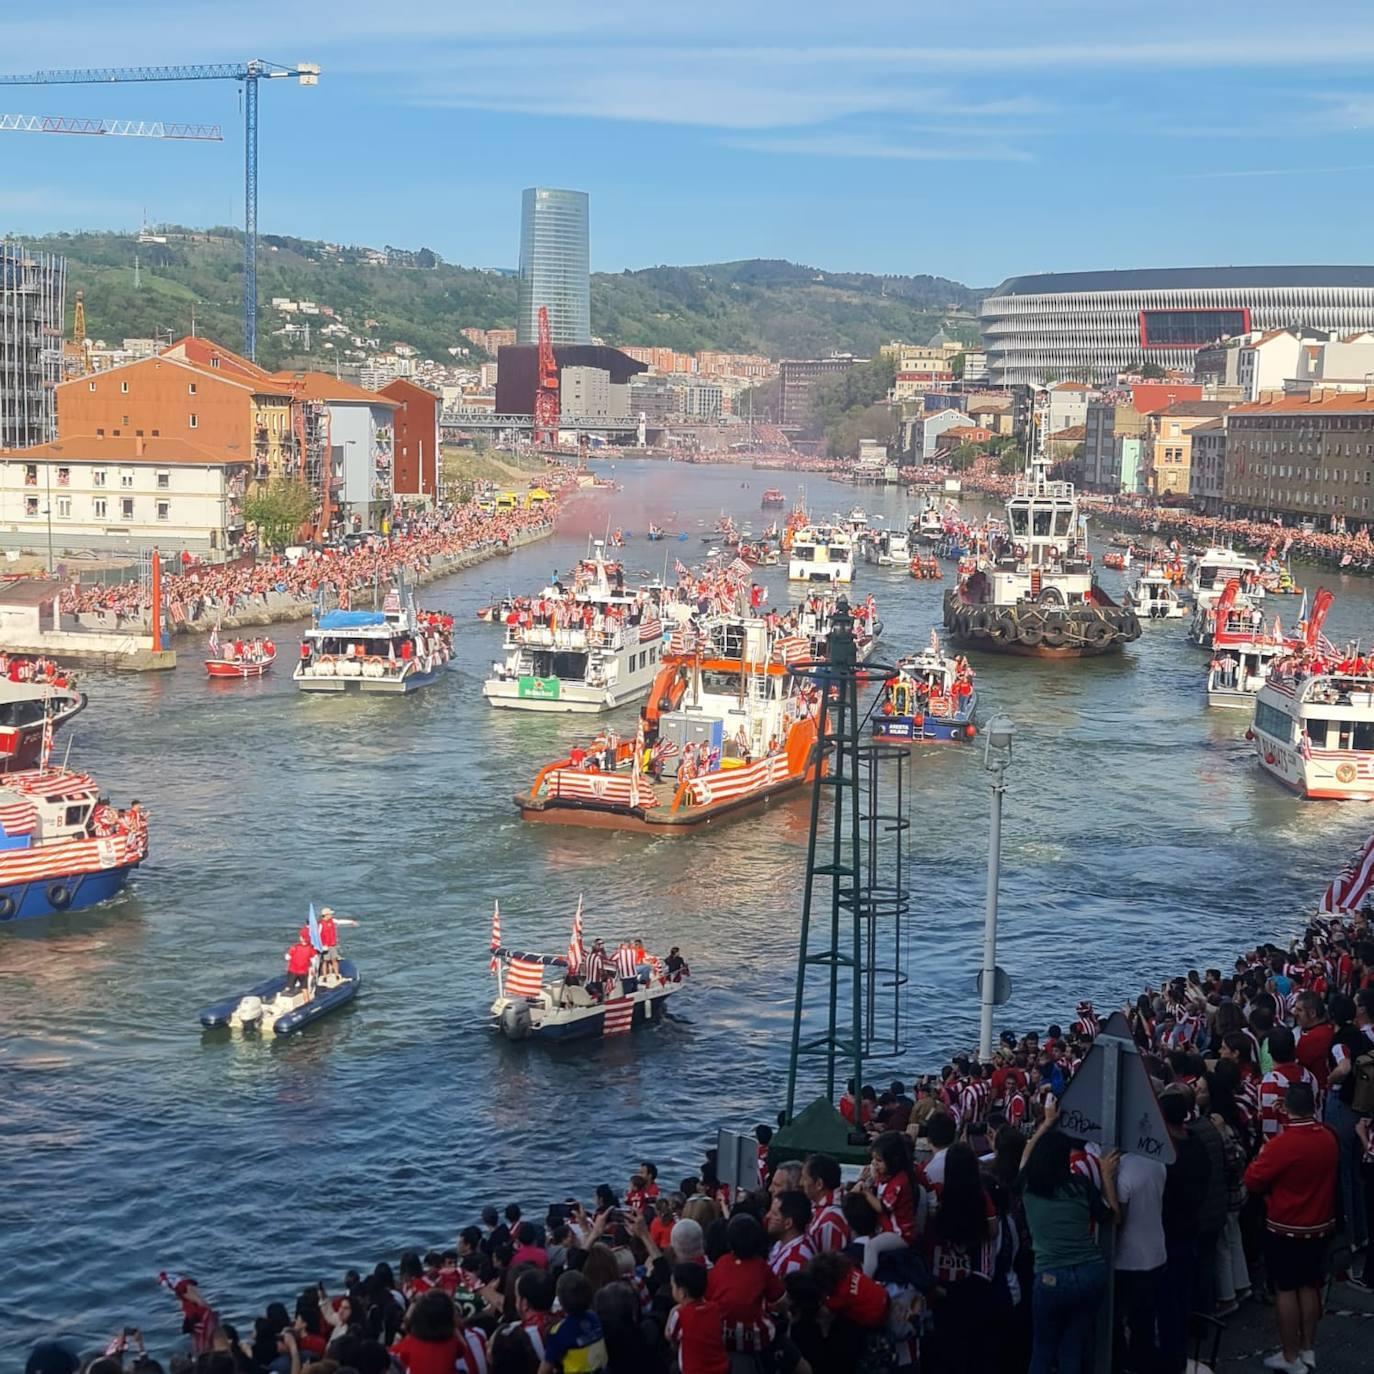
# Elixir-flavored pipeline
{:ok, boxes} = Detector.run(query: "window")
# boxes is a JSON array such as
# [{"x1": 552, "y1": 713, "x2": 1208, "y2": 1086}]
[
  {"x1": 122, "y1": 415, "x2": 129, "y2": 426},
  {"x1": 24, "y1": 496, "x2": 38, "y2": 517},
  {"x1": 93, "y1": 497, "x2": 107, "y2": 519},
  {"x1": 87, "y1": 380, "x2": 96, "y2": 392},
  {"x1": 93, "y1": 469, "x2": 106, "y2": 488},
  {"x1": 120, "y1": 470, "x2": 134, "y2": 488},
  {"x1": 188, "y1": 383, "x2": 197, "y2": 396},
  {"x1": 56, "y1": 496, "x2": 71, "y2": 518},
  {"x1": 23, "y1": 463, "x2": 37, "y2": 486},
  {"x1": 156, "y1": 471, "x2": 170, "y2": 490},
  {"x1": 121, "y1": 381, "x2": 129, "y2": 394},
  {"x1": 57, "y1": 466, "x2": 70, "y2": 487},
  {"x1": 121, "y1": 497, "x2": 134, "y2": 520},
  {"x1": 189, "y1": 413, "x2": 198, "y2": 429},
  {"x1": 156, "y1": 501, "x2": 170, "y2": 521}
]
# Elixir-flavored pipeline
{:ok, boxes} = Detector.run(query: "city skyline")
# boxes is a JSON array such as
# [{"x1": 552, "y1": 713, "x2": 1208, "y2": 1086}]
[{"x1": 5, "y1": 3, "x2": 1374, "y2": 283}]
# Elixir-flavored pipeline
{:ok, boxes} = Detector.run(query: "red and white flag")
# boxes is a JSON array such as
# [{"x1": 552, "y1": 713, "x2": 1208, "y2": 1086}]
[
  {"x1": 208, "y1": 623, "x2": 220, "y2": 656},
  {"x1": 39, "y1": 689, "x2": 53, "y2": 773},
  {"x1": 506, "y1": 958, "x2": 544, "y2": 999},
  {"x1": 603, "y1": 994, "x2": 634, "y2": 1036},
  {"x1": 567, "y1": 895, "x2": 584, "y2": 976},
  {"x1": 489, "y1": 899, "x2": 501, "y2": 973}
]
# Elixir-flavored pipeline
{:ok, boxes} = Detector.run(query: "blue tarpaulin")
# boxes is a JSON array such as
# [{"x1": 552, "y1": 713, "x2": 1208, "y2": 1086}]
[{"x1": 318, "y1": 610, "x2": 386, "y2": 630}]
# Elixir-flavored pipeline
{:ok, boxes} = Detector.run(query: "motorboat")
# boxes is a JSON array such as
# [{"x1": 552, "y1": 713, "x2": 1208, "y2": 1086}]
[
  {"x1": 1188, "y1": 546, "x2": 1265, "y2": 612},
  {"x1": 788, "y1": 523, "x2": 855, "y2": 584},
  {"x1": 0, "y1": 676, "x2": 86, "y2": 774},
  {"x1": 873, "y1": 633, "x2": 977, "y2": 743},
  {"x1": 0, "y1": 770, "x2": 147, "y2": 921},
  {"x1": 1127, "y1": 567, "x2": 1188, "y2": 621},
  {"x1": 913, "y1": 505, "x2": 944, "y2": 545},
  {"x1": 205, "y1": 634, "x2": 276, "y2": 679},
  {"x1": 199, "y1": 958, "x2": 360, "y2": 1035},
  {"x1": 761, "y1": 489, "x2": 786, "y2": 508},
  {"x1": 864, "y1": 528, "x2": 912, "y2": 567}
]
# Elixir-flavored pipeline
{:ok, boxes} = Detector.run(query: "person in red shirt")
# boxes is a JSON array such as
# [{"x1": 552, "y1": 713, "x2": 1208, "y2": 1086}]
[
  {"x1": 284, "y1": 934, "x2": 315, "y2": 994},
  {"x1": 391, "y1": 1290, "x2": 487, "y2": 1374},
  {"x1": 649, "y1": 1198, "x2": 677, "y2": 1251},
  {"x1": 705, "y1": 1214, "x2": 783, "y2": 1353},
  {"x1": 1244, "y1": 1082, "x2": 1338, "y2": 1374},
  {"x1": 801, "y1": 1153, "x2": 851, "y2": 1255},
  {"x1": 859, "y1": 1131, "x2": 919, "y2": 1245},
  {"x1": 1294, "y1": 992, "x2": 1337, "y2": 1096},
  {"x1": 318, "y1": 907, "x2": 340, "y2": 979},
  {"x1": 810, "y1": 1251, "x2": 889, "y2": 1328},
  {"x1": 667, "y1": 1262, "x2": 728, "y2": 1374}
]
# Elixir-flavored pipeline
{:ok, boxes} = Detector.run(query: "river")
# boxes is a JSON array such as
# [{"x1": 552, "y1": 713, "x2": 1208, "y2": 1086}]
[{"x1": 3, "y1": 461, "x2": 1373, "y2": 1351}]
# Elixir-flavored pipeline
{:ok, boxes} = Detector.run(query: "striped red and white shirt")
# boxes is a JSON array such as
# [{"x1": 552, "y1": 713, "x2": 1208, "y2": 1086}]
[
  {"x1": 806, "y1": 1193, "x2": 850, "y2": 1253},
  {"x1": 1259, "y1": 1062, "x2": 1319, "y2": 1138},
  {"x1": 767, "y1": 1232, "x2": 815, "y2": 1278}
]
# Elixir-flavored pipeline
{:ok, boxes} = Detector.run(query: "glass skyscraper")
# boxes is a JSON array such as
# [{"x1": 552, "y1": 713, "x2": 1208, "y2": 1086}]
[{"x1": 516, "y1": 187, "x2": 591, "y2": 347}]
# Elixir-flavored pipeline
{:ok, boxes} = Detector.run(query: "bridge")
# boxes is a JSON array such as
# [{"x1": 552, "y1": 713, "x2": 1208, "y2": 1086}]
[{"x1": 440, "y1": 410, "x2": 640, "y2": 436}]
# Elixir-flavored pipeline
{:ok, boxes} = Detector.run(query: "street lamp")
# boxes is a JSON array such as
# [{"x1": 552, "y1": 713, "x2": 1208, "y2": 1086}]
[{"x1": 979, "y1": 713, "x2": 1015, "y2": 1060}]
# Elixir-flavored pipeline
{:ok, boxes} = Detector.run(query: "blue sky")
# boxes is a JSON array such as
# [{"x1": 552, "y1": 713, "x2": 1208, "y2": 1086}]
[{"x1": 5, "y1": 1, "x2": 1374, "y2": 286}]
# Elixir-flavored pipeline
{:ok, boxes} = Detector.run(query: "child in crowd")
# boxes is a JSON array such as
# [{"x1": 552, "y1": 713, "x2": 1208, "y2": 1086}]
[
  {"x1": 704, "y1": 1214, "x2": 783, "y2": 1354},
  {"x1": 538, "y1": 1270, "x2": 608, "y2": 1374},
  {"x1": 666, "y1": 1261, "x2": 728, "y2": 1374}
]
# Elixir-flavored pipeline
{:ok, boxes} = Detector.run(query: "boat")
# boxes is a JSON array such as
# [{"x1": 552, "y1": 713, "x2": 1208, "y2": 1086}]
[
  {"x1": 1188, "y1": 546, "x2": 1265, "y2": 612},
  {"x1": 204, "y1": 632, "x2": 276, "y2": 679},
  {"x1": 646, "y1": 523, "x2": 667, "y2": 542},
  {"x1": 0, "y1": 769, "x2": 147, "y2": 921},
  {"x1": 793, "y1": 592, "x2": 882, "y2": 664},
  {"x1": 1248, "y1": 591, "x2": 1374, "y2": 796},
  {"x1": 1126, "y1": 567, "x2": 1188, "y2": 621},
  {"x1": 873, "y1": 633, "x2": 977, "y2": 743},
  {"x1": 1207, "y1": 640, "x2": 1290, "y2": 708},
  {"x1": 0, "y1": 677, "x2": 85, "y2": 774},
  {"x1": 1186, "y1": 579, "x2": 1265, "y2": 648},
  {"x1": 845, "y1": 506, "x2": 870, "y2": 539},
  {"x1": 913, "y1": 505, "x2": 944, "y2": 545},
  {"x1": 761, "y1": 489, "x2": 786, "y2": 509},
  {"x1": 518, "y1": 618, "x2": 822, "y2": 832},
  {"x1": 482, "y1": 550, "x2": 667, "y2": 713},
  {"x1": 295, "y1": 580, "x2": 453, "y2": 693},
  {"x1": 788, "y1": 523, "x2": 856, "y2": 584},
  {"x1": 864, "y1": 528, "x2": 912, "y2": 567},
  {"x1": 199, "y1": 958, "x2": 360, "y2": 1035},
  {"x1": 941, "y1": 405, "x2": 1140, "y2": 658},
  {"x1": 488, "y1": 907, "x2": 687, "y2": 1041}
]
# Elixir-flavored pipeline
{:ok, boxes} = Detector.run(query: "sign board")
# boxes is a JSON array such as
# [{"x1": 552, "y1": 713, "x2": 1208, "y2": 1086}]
[
  {"x1": 1056, "y1": 1010, "x2": 1176, "y2": 1165},
  {"x1": 518, "y1": 675, "x2": 561, "y2": 701},
  {"x1": 976, "y1": 966, "x2": 1012, "y2": 1006},
  {"x1": 716, "y1": 1128, "x2": 760, "y2": 1196}
]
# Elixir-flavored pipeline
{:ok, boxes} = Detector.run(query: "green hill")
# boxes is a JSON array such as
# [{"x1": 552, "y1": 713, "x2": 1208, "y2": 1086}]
[{"x1": 24, "y1": 227, "x2": 980, "y2": 369}]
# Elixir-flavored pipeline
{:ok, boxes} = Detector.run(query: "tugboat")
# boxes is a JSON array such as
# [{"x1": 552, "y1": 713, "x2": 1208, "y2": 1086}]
[
  {"x1": 874, "y1": 632, "x2": 977, "y2": 743},
  {"x1": 518, "y1": 618, "x2": 822, "y2": 832},
  {"x1": 488, "y1": 903, "x2": 686, "y2": 1042},
  {"x1": 0, "y1": 676, "x2": 85, "y2": 774},
  {"x1": 295, "y1": 579, "x2": 453, "y2": 693},
  {"x1": 0, "y1": 770, "x2": 147, "y2": 921},
  {"x1": 942, "y1": 401, "x2": 1140, "y2": 658}
]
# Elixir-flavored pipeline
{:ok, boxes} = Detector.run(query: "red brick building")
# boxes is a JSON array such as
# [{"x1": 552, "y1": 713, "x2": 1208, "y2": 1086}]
[{"x1": 380, "y1": 378, "x2": 440, "y2": 503}]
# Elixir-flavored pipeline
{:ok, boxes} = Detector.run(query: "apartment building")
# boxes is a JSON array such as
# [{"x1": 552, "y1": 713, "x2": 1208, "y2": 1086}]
[
  {"x1": 0, "y1": 434, "x2": 248, "y2": 557},
  {"x1": 380, "y1": 377, "x2": 440, "y2": 504},
  {"x1": 1226, "y1": 387, "x2": 1374, "y2": 523},
  {"x1": 779, "y1": 356, "x2": 855, "y2": 427},
  {"x1": 1189, "y1": 419, "x2": 1228, "y2": 514},
  {"x1": 1144, "y1": 400, "x2": 1232, "y2": 498}
]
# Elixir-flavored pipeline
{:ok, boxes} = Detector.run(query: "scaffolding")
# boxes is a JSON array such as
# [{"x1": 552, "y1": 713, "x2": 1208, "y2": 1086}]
[{"x1": 1, "y1": 240, "x2": 66, "y2": 449}]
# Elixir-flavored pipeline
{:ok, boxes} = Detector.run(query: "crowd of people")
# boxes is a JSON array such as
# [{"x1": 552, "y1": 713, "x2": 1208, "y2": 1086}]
[
  {"x1": 1, "y1": 653, "x2": 77, "y2": 688},
  {"x1": 57, "y1": 490, "x2": 571, "y2": 631},
  {"x1": 29, "y1": 851, "x2": 1374, "y2": 1374}
]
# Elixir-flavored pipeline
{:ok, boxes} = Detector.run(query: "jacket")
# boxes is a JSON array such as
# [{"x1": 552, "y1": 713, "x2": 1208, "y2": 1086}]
[{"x1": 1243, "y1": 1118, "x2": 1338, "y2": 1238}]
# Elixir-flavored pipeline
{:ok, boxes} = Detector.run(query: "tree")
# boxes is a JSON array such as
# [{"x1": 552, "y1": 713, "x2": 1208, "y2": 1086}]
[
  {"x1": 950, "y1": 351, "x2": 966, "y2": 380},
  {"x1": 997, "y1": 450, "x2": 1023, "y2": 476},
  {"x1": 244, "y1": 478, "x2": 315, "y2": 550},
  {"x1": 1140, "y1": 361, "x2": 1165, "y2": 379}
]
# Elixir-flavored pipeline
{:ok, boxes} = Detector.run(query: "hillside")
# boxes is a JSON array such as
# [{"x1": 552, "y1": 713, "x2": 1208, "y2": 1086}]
[{"x1": 23, "y1": 228, "x2": 980, "y2": 369}]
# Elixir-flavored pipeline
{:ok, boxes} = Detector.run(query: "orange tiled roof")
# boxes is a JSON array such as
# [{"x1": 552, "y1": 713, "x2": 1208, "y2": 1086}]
[
  {"x1": 1231, "y1": 390, "x2": 1374, "y2": 415},
  {"x1": 0, "y1": 435, "x2": 248, "y2": 464},
  {"x1": 272, "y1": 371, "x2": 399, "y2": 406}
]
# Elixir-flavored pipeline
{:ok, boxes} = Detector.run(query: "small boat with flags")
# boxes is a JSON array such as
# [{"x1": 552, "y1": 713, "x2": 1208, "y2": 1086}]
[
  {"x1": 0, "y1": 768, "x2": 147, "y2": 921},
  {"x1": 199, "y1": 904, "x2": 360, "y2": 1034},
  {"x1": 487, "y1": 899, "x2": 686, "y2": 1042},
  {"x1": 913, "y1": 503, "x2": 945, "y2": 545},
  {"x1": 1126, "y1": 566, "x2": 1188, "y2": 621},
  {"x1": 0, "y1": 676, "x2": 85, "y2": 774},
  {"x1": 761, "y1": 488, "x2": 785, "y2": 509},
  {"x1": 295, "y1": 578, "x2": 453, "y2": 693},
  {"x1": 204, "y1": 627, "x2": 276, "y2": 679},
  {"x1": 874, "y1": 631, "x2": 978, "y2": 743}
]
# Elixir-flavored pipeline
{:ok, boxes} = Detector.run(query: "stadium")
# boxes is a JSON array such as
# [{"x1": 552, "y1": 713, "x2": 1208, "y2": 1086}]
[{"x1": 979, "y1": 266, "x2": 1374, "y2": 385}]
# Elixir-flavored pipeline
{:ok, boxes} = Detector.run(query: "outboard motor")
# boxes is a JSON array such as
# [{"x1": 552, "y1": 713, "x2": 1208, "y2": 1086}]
[
  {"x1": 233, "y1": 995, "x2": 263, "y2": 1028},
  {"x1": 500, "y1": 1002, "x2": 533, "y2": 1040}
]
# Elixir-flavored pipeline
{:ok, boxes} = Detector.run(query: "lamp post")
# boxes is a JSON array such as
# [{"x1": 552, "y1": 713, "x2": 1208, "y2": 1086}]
[{"x1": 979, "y1": 713, "x2": 1015, "y2": 1060}]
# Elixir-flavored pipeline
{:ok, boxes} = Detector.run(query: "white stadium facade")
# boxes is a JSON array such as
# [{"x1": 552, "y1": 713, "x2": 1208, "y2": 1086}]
[{"x1": 979, "y1": 266, "x2": 1374, "y2": 385}]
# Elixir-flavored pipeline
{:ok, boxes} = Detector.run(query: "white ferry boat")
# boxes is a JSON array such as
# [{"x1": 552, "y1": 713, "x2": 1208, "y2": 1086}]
[
  {"x1": 295, "y1": 582, "x2": 453, "y2": 693},
  {"x1": 846, "y1": 506, "x2": 870, "y2": 538},
  {"x1": 864, "y1": 527, "x2": 912, "y2": 567},
  {"x1": 1127, "y1": 567, "x2": 1188, "y2": 621},
  {"x1": 1189, "y1": 546, "x2": 1265, "y2": 612},
  {"x1": 913, "y1": 505, "x2": 944, "y2": 545},
  {"x1": 482, "y1": 547, "x2": 666, "y2": 713},
  {"x1": 788, "y1": 523, "x2": 855, "y2": 584}
]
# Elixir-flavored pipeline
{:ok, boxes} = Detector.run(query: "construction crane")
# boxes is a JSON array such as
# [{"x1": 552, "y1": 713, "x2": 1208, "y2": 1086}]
[
  {"x1": 533, "y1": 305, "x2": 560, "y2": 447},
  {"x1": 0, "y1": 113, "x2": 222, "y2": 139},
  {"x1": 0, "y1": 60, "x2": 320, "y2": 361},
  {"x1": 70, "y1": 289, "x2": 92, "y2": 375}
]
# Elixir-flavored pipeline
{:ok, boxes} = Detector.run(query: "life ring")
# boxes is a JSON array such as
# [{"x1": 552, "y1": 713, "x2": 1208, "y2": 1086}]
[
  {"x1": 1049, "y1": 545, "x2": 1061, "y2": 560},
  {"x1": 0, "y1": 895, "x2": 15, "y2": 920},
  {"x1": 1337, "y1": 762, "x2": 1358, "y2": 784},
  {"x1": 47, "y1": 883, "x2": 72, "y2": 910}
]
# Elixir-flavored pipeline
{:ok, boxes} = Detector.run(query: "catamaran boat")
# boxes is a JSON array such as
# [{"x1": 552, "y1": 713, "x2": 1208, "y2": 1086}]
[
  {"x1": 519, "y1": 619, "x2": 822, "y2": 832},
  {"x1": 874, "y1": 634, "x2": 977, "y2": 743},
  {"x1": 482, "y1": 549, "x2": 667, "y2": 712},
  {"x1": 1127, "y1": 566, "x2": 1188, "y2": 621},
  {"x1": 788, "y1": 523, "x2": 855, "y2": 583},
  {"x1": 1188, "y1": 546, "x2": 1265, "y2": 612},
  {"x1": 913, "y1": 505, "x2": 945, "y2": 545},
  {"x1": 864, "y1": 528, "x2": 912, "y2": 567},
  {"x1": 942, "y1": 395, "x2": 1140, "y2": 658},
  {"x1": 295, "y1": 580, "x2": 453, "y2": 693}
]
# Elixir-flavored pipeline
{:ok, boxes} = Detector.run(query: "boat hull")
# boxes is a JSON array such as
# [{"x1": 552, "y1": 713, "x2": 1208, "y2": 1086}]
[
  {"x1": 0, "y1": 862, "x2": 136, "y2": 922},
  {"x1": 517, "y1": 770, "x2": 808, "y2": 833},
  {"x1": 481, "y1": 678, "x2": 652, "y2": 714},
  {"x1": 199, "y1": 960, "x2": 360, "y2": 1034},
  {"x1": 491, "y1": 984, "x2": 677, "y2": 1041},
  {"x1": 942, "y1": 591, "x2": 1138, "y2": 658},
  {"x1": 873, "y1": 702, "x2": 977, "y2": 743},
  {"x1": 295, "y1": 667, "x2": 444, "y2": 693},
  {"x1": 206, "y1": 656, "x2": 275, "y2": 679},
  {"x1": 0, "y1": 688, "x2": 87, "y2": 773}
]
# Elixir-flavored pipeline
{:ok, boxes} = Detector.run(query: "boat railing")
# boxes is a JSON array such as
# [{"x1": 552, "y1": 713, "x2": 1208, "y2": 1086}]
[{"x1": 508, "y1": 622, "x2": 624, "y2": 652}]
